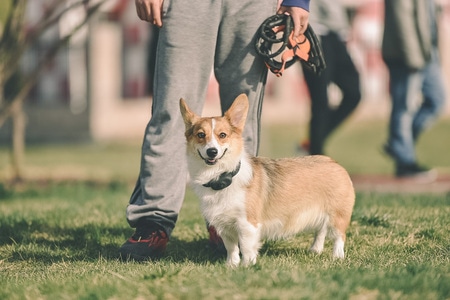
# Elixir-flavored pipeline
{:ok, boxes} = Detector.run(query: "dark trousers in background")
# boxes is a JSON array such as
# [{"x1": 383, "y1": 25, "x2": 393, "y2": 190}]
[{"x1": 303, "y1": 32, "x2": 361, "y2": 155}]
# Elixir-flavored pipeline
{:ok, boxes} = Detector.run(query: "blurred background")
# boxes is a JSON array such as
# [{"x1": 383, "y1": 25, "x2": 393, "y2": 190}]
[{"x1": 0, "y1": 0, "x2": 449, "y2": 184}]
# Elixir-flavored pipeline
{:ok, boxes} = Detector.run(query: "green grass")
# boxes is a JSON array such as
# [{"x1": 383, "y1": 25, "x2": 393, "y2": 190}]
[
  {"x1": 0, "y1": 118, "x2": 449, "y2": 299},
  {"x1": 1, "y1": 184, "x2": 449, "y2": 299}
]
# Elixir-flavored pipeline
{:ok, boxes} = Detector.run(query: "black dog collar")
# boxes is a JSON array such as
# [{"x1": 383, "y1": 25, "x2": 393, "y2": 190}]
[{"x1": 203, "y1": 162, "x2": 241, "y2": 190}]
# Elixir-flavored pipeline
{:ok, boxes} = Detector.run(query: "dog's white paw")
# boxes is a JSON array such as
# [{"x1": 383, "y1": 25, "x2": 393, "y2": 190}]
[
  {"x1": 309, "y1": 244, "x2": 324, "y2": 254},
  {"x1": 241, "y1": 255, "x2": 257, "y2": 267},
  {"x1": 332, "y1": 238, "x2": 345, "y2": 259},
  {"x1": 226, "y1": 250, "x2": 241, "y2": 267},
  {"x1": 226, "y1": 256, "x2": 240, "y2": 268}
]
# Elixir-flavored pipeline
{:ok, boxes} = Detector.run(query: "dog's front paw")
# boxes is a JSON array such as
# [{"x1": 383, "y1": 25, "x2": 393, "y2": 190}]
[
  {"x1": 309, "y1": 245, "x2": 324, "y2": 255},
  {"x1": 226, "y1": 256, "x2": 240, "y2": 268},
  {"x1": 241, "y1": 256, "x2": 257, "y2": 267},
  {"x1": 222, "y1": 237, "x2": 241, "y2": 267},
  {"x1": 225, "y1": 249, "x2": 241, "y2": 267}
]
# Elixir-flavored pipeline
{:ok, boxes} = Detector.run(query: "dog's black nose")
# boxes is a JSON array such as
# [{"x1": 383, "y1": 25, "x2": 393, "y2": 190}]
[{"x1": 206, "y1": 148, "x2": 218, "y2": 158}]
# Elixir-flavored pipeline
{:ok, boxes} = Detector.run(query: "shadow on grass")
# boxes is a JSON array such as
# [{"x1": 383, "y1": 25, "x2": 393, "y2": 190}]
[
  {"x1": 164, "y1": 237, "x2": 226, "y2": 264},
  {"x1": 1, "y1": 218, "x2": 227, "y2": 265},
  {"x1": 1, "y1": 219, "x2": 129, "y2": 263},
  {"x1": 165, "y1": 237, "x2": 321, "y2": 265}
]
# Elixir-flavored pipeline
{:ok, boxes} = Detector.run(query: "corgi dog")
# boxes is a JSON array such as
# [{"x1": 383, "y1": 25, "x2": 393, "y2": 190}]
[{"x1": 180, "y1": 94, "x2": 355, "y2": 267}]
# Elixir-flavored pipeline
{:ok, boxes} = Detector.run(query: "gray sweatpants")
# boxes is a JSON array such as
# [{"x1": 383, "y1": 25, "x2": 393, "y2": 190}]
[{"x1": 126, "y1": 0, "x2": 278, "y2": 235}]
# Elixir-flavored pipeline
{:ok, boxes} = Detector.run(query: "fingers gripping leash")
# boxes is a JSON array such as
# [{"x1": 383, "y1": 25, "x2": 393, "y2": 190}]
[{"x1": 255, "y1": 14, "x2": 326, "y2": 77}]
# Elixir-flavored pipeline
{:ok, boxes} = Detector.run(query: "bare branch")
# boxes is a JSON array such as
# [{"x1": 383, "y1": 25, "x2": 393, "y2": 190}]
[
  {"x1": 1, "y1": 0, "x2": 107, "y2": 90},
  {"x1": 0, "y1": 0, "x2": 107, "y2": 127},
  {"x1": 0, "y1": 0, "x2": 27, "y2": 76}
]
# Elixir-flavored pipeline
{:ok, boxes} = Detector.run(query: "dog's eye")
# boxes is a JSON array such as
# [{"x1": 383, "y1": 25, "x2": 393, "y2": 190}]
[
  {"x1": 197, "y1": 132, "x2": 206, "y2": 139},
  {"x1": 219, "y1": 132, "x2": 227, "y2": 139}
]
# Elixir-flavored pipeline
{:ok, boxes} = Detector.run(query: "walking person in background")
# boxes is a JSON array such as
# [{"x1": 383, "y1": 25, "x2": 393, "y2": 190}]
[
  {"x1": 382, "y1": 0, "x2": 446, "y2": 179},
  {"x1": 298, "y1": 0, "x2": 361, "y2": 155},
  {"x1": 118, "y1": 0, "x2": 311, "y2": 261}
]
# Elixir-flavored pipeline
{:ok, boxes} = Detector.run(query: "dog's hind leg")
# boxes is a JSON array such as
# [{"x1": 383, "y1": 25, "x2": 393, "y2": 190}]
[
  {"x1": 330, "y1": 215, "x2": 350, "y2": 259},
  {"x1": 309, "y1": 219, "x2": 328, "y2": 255},
  {"x1": 330, "y1": 225, "x2": 346, "y2": 259},
  {"x1": 332, "y1": 234, "x2": 345, "y2": 259}
]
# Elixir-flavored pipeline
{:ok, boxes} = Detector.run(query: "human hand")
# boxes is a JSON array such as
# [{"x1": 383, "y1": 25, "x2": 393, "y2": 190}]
[
  {"x1": 135, "y1": 0, "x2": 164, "y2": 27},
  {"x1": 277, "y1": 6, "x2": 309, "y2": 38}
]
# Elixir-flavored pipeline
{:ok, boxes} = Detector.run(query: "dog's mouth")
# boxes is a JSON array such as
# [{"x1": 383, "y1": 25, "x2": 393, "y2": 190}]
[
  {"x1": 198, "y1": 149, "x2": 227, "y2": 165},
  {"x1": 205, "y1": 159, "x2": 217, "y2": 165}
]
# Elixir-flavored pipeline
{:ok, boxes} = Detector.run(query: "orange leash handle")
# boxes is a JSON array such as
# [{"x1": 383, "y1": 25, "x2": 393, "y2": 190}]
[{"x1": 289, "y1": 32, "x2": 310, "y2": 62}]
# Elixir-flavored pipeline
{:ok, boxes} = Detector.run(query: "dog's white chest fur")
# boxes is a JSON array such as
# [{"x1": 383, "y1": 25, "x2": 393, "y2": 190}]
[
  {"x1": 200, "y1": 187, "x2": 247, "y2": 229},
  {"x1": 190, "y1": 157, "x2": 253, "y2": 230}
]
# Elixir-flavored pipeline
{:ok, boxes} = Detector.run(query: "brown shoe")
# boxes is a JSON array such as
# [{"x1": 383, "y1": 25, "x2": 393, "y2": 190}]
[{"x1": 119, "y1": 226, "x2": 168, "y2": 262}]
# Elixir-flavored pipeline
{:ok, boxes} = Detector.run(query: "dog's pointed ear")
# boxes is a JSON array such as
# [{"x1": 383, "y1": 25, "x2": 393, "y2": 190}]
[
  {"x1": 180, "y1": 98, "x2": 198, "y2": 128},
  {"x1": 225, "y1": 94, "x2": 249, "y2": 130}
]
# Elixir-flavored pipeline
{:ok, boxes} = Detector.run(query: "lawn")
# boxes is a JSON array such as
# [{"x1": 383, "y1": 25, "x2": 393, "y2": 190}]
[{"x1": 0, "y1": 118, "x2": 449, "y2": 299}]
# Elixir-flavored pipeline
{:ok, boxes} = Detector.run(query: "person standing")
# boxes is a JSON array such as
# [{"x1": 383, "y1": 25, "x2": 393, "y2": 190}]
[
  {"x1": 382, "y1": 0, "x2": 446, "y2": 179},
  {"x1": 299, "y1": 0, "x2": 361, "y2": 155},
  {"x1": 119, "y1": 0, "x2": 311, "y2": 261}
]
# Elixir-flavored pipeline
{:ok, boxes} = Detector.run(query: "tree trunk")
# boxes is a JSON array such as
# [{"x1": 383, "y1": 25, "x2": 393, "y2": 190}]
[{"x1": 11, "y1": 100, "x2": 26, "y2": 181}]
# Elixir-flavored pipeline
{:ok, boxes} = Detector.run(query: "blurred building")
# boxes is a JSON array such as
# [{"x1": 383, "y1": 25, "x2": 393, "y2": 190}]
[
  {"x1": 0, "y1": 0, "x2": 155, "y2": 143},
  {"x1": 0, "y1": 0, "x2": 449, "y2": 143}
]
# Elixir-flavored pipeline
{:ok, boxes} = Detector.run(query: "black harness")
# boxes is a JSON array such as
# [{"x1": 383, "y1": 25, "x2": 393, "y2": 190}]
[{"x1": 203, "y1": 162, "x2": 241, "y2": 190}]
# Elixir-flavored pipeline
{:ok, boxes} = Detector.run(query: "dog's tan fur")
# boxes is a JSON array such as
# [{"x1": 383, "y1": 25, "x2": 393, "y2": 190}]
[{"x1": 180, "y1": 94, "x2": 355, "y2": 267}]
